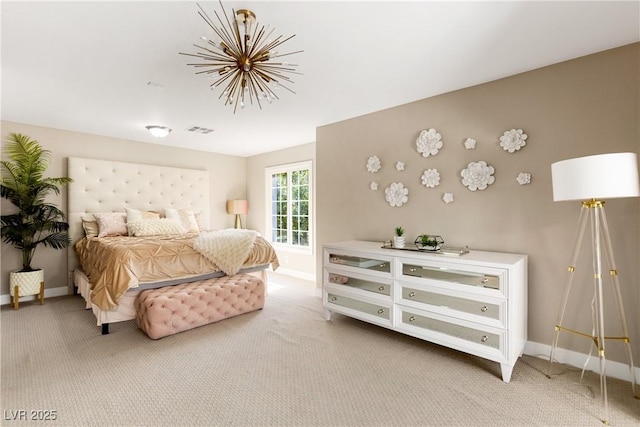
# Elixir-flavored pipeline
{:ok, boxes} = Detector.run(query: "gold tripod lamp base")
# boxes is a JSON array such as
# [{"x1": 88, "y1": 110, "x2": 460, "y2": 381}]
[{"x1": 547, "y1": 200, "x2": 639, "y2": 424}]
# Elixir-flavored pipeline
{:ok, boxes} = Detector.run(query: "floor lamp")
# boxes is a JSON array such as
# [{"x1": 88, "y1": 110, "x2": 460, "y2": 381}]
[
  {"x1": 226, "y1": 199, "x2": 248, "y2": 229},
  {"x1": 547, "y1": 152, "x2": 640, "y2": 425}
]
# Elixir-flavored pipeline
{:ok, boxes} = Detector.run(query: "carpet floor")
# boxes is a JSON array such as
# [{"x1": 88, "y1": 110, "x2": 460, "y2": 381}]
[{"x1": 1, "y1": 273, "x2": 639, "y2": 426}]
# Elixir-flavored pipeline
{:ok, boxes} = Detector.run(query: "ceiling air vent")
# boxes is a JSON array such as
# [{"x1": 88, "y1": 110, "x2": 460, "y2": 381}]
[{"x1": 186, "y1": 126, "x2": 214, "y2": 134}]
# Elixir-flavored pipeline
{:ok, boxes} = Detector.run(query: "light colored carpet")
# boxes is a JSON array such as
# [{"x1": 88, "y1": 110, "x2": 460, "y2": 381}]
[{"x1": 1, "y1": 273, "x2": 639, "y2": 426}]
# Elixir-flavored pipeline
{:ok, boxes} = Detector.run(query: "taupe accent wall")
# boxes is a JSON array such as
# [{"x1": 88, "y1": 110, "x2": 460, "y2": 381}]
[
  {"x1": 316, "y1": 43, "x2": 640, "y2": 364},
  {"x1": 0, "y1": 122, "x2": 247, "y2": 294}
]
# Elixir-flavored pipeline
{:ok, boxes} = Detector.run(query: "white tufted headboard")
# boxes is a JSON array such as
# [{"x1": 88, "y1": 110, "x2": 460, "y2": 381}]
[{"x1": 67, "y1": 157, "x2": 210, "y2": 286}]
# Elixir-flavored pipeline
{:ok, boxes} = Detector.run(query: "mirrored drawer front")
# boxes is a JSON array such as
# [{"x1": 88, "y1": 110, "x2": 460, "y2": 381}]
[
  {"x1": 401, "y1": 311, "x2": 500, "y2": 349},
  {"x1": 328, "y1": 273, "x2": 391, "y2": 296},
  {"x1": 327, "y1": 293, "x2": 390, "y2": 320},
  {"x1": 329, "y1": 253, "x2": 391, "y2": 273},
  {"x1": 402, "y1": 264, "x2": 499, "y2": 290},
  {"x1": 402, "y1": 287, "x2": 500, "y2": 320}
]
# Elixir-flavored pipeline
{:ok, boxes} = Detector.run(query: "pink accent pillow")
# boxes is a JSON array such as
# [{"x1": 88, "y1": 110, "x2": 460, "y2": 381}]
[{"x1": 94, "y1": 212, "x2": 127, "y2": 237}]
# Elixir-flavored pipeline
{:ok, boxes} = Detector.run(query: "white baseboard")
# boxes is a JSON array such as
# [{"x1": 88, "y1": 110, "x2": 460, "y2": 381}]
[
  {"x1": 524, "y1": 341, "x2": 640, "y2": 384},
  {"x1": 1, "y1": 286, "x2": 69, "y2": 306}
]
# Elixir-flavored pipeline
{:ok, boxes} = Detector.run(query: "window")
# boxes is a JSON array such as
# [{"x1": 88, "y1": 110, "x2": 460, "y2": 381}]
[{"x1": 265, "y1": 161, "x2": 312, "y2": 252}]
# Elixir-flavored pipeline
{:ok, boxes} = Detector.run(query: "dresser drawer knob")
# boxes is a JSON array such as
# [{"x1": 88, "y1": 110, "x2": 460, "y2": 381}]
[
  {"x1": 408, "y1": 291, "x2": 415, "y2": 298},
  {"x1": 378, "y1": 286, "x2": 385, "y2": 292},
  {"x1": 377, "y1": 308, "x2": 385, "y2": 314},
  {"x1": 330, "y1": 296, "x2": 337, "y2": 302},
  {"x1": 379, "y1": 264, "x2": 387, "y2": 269},
  {"x1": 409, "y1": 316, "x2": 416, "y2": 322},
  {"x1": 480, "y1": 306, "x2": 488, "y2": 312},
  {"x1": 481, "y1": 277, "x2": 489, "y2": 284},
  {"x1": 480, "y1": 335, "x2": 489, "y2": 343},
  {"x1": 409, "y1": 267, "x2": 417, "y2": 273}
]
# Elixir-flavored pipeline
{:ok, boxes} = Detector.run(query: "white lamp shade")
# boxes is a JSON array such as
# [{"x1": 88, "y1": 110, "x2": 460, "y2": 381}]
[
  {"x1": 226, "y1": 199, "x2": 248, "y2": 215},
  {"x1": 551, "y1": 152, "x2": 640, "y2": 201}
]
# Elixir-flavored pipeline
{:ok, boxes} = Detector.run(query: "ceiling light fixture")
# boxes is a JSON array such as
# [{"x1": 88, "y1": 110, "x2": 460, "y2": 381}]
[
  {"x1": 179, "y1": 1, "x2": 302, "y2": 113},
  {"x1": 145, "y1": 125, "x2": 172, "y2": 138}
]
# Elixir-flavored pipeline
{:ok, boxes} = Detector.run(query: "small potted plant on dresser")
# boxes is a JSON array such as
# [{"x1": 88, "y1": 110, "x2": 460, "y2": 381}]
[
  {"x1": 393, "y1": 226, "x2": 405, "y2": 248},
  {"x1": 1, "y1": 133, "x2": 72, "y2": 309}
]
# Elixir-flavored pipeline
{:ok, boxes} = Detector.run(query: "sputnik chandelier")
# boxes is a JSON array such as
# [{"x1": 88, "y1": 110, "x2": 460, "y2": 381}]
[{"x1": 180, "y1": 1, "x2": 302, "y2": 113}]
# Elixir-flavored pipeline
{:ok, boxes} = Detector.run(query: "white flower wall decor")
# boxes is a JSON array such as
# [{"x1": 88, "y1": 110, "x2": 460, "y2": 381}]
[
  {"x1": 421, "y1": 168, "x2": 441, "y2": 188},
  {"x1": 370, "y1": 181, "x2": 379, "y2": 191},
  {"x1": 416, "y1": 128, "x2": 443, "y2": 157},
  {"x1": 366, "y1": 155, "x2": 381, "y2": 173},
  {"x1": 385, "y1": 182, "x2": 409, "y2": 207},
  {"x1": 461, "y1": 161, "x2": 495, "y2": 191},
  {"x1": 499, "y1": 129, "x2": 528, "y2": 153},
  {"x1": 396, "y1": 161, "x2": 405, "y2": 171},
  {"x1": 464, "y1": 138, "x2": 477, "y2": 150},
  {"x1": 516, "y1": 172, "x2": 531, "y2": 185},
  {"x1": 442, "y1": 192, "x2": 454, "y2": 204}
]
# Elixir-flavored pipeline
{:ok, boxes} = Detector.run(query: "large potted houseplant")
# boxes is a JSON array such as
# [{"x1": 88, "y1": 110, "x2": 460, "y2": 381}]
[{"x1": 1, "y1": 133, "x2": 72, "y2": 309}]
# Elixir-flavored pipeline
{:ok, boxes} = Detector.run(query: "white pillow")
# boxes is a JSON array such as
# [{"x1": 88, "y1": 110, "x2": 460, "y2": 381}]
[
  {"x1": 127, "y1": 219, "x2": 186, "y2": 237},
  {"x1": 93, "y1": 213, "x2": 128, "y2": 237},
  {"x1": 126, "y1": 207, "x2": 160, "y2": 222},
  {"x1": 164, "y1": 208, "x2": 199, "y2": 233}
]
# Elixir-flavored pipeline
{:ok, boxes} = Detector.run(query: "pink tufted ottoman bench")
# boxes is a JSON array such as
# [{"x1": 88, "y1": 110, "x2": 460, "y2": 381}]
[{"x1": 135, "y1": 274, "x2": 265, "y2": 339}]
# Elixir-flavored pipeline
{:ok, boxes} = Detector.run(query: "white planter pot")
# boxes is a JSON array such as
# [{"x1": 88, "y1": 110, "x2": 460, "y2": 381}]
[
  {"x1": 10, "y1": 270, "x2": 45, "y2": 309},
  {"x1": 10, "y1": 269, "x2": 44, "y2": 296},
  {"x1": 393, "y1": 236, "x2": 405, "y2": 248}
]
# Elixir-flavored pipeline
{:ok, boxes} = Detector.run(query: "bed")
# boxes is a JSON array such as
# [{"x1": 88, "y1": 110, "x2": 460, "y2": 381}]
[{"x1": 67, "y1": 157, "x2": 279, "y2": 334}]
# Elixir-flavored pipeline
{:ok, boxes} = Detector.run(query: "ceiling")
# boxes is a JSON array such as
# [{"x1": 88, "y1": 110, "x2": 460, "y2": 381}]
[{"x1": 2, "y1": 1, "x2": 639, "y2": 157}]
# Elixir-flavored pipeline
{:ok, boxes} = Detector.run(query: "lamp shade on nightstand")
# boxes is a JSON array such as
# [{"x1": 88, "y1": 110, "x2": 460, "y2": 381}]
[
  {"x1": 551, "y1": 152, "x2": 639, "y2": 202},
  {"x1": 226, "y1": 199, "x2": 248, "y2": 228}
]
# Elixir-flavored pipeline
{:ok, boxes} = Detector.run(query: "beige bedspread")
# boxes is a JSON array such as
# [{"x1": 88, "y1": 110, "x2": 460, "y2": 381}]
[{"x1": 75, "y1": 233, "x2": 279, "y2": 311}]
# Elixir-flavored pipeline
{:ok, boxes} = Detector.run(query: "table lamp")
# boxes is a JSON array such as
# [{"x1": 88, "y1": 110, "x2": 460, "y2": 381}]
[
  {"x1": 547, "y1": 152, "x2": 639, "y2": 424},
  {"x1": 226, "y1": 199, "x2": 248, "y2": 229}
]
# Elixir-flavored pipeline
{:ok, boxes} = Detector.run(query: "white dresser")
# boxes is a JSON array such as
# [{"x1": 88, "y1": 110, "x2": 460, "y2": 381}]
[{"x1": 323, "y1": 240, "x2": 528, "y2": 382}]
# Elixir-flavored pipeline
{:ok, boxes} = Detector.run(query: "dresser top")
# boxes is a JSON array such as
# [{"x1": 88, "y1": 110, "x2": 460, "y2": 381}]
[{"x1": 324, "y1": 240, "x2": 527, "y2": 267}]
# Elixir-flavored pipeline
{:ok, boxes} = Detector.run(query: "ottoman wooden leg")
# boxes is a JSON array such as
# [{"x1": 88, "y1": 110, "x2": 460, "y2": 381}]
[{"x1": 39, "y1": 281, "x2": 45, "y2": 305}]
